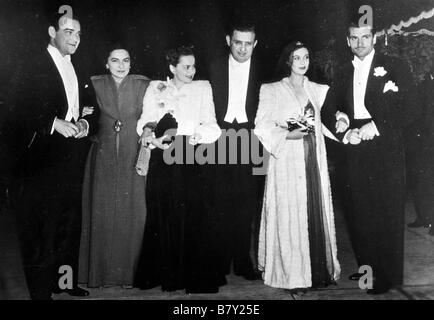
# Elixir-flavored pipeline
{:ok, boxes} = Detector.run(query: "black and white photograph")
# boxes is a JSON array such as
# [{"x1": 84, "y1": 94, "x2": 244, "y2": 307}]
[{"x1": 0, "y1": 0, "x2": 433, "y2": 306}]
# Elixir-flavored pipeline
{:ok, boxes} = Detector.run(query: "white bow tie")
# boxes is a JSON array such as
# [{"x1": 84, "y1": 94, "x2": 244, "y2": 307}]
[{"x1": 352, "y1": 58, "x2": 363, "y2": 69}]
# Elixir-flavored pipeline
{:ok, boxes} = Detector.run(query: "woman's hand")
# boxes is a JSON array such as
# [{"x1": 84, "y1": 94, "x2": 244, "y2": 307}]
[
  {"x1": 189, "y1": 133, "x2": 202, "y2": 146},
  {"x1": 151, "y1": 135, "x2": 170, "y2": 150},
  {"x1": 335, "y1": 111, "x2": 349, "y2": 133},
  {"x1": 286, "y1": 127, "x2": 308, "y2": 140},
  {"x1": 82, "y1": 106, "x2": 94, "y2": 117},
  {"x1": 140, "y1": 127, "x2": 154, "y2": 146},
  {"x1": 336, "y1": 118, "x2": 349, "y2": 133}
]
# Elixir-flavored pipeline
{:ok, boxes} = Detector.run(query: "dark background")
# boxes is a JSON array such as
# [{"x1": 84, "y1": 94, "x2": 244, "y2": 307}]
[{"x1": 0, "y1": 0, "x2": 433, "y2": 88}]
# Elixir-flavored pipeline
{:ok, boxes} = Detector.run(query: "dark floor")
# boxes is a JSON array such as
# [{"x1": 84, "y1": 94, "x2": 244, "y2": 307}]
[{"x1": 1, "y1": 199, "x2": 433, "y2": 300}]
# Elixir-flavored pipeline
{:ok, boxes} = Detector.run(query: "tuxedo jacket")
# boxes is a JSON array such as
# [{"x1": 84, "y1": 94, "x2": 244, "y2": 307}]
[
  {"x1": 208, "y1": 55, "x2": 262, "y2": 130},
  {"x1": 11, "y1": 48, "x2": 98, "y2": 180},
  {"x1": 322, "y1": 52, "x2": 420, "y2": 152}
]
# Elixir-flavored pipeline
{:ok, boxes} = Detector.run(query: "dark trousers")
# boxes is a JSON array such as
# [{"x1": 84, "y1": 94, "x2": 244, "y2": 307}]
[
  {"x1": 405, "y1": 139, "x2": 434, "y2": 224},
  {"x1": 346, "y1": 138, "x2": 405, "y2": 287},
  {"x1": 214, "y1": 121, "x2": 264, "y2": 274},
  {"x1": 15, "y1": 170, "x2": 82, "y2": 300}
]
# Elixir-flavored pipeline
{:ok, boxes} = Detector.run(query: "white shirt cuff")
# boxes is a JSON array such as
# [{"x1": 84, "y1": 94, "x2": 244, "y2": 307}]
[
  {"x1": 371, "y1": 121, "x2": 380, "y2": 136},
  {"x1": 343, "y1": 130, "x2": 351, "y2": 144},
  {"x1": 50, "y1": 117, "x2": 57, "y2": 135}
]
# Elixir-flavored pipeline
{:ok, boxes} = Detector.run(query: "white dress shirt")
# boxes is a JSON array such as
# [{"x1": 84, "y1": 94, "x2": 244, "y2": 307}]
[
  {"x1": 352, "y1": 49, "x2": 375, "y2": 120},
  {"x1": 47, "y1": 44, "x2": 79, "y2": 122},
  {"x1": 343, "y1": 49, "x2": 379, "y2": 143},
  {"x1": 224, "y1": 55, "x2": 250, "y2": 124}
]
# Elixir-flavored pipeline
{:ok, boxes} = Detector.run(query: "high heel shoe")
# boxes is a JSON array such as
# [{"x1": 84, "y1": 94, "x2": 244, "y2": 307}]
[{"x1": 285, "y1": 288, "x2": 308, "y2": 296}]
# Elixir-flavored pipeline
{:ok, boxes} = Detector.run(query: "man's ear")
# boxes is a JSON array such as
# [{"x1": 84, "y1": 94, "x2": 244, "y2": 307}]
[
  {"x1": 225, "y1": 35, "x2": 231, "y2": 47},
  {"x1": 346, "y1": 37, "x2": 350, "y2": 47},
  {"x1": 48, "y1": 26, "x2": 56, "y2": 39},
  {"x1": 169, "y1": 65, "x2": 176, "y2": 75},
  {"x1": 373, "y1": 34, "x2": 377, "y2": 45},
  {"x1": 253, "y1": 40, "x2": 258, "y2": 48}
]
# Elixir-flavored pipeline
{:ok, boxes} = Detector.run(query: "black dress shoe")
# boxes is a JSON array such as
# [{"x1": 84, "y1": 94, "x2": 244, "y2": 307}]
[
  {"x1": 53, "y1": 286, "x2": 89, "y2": 297},
  {"x1": 407, "y1": 218, "x2": 431, "y2": 228},
  {"x1": 367, "y1": 285, "x2": 390, "y2": 295},
  {"x1": 348, "y1": 272, "x2": 364, "y2": 281},
  {"x1": 429, "y1": 226, "x2": 434, "y2": 236}
]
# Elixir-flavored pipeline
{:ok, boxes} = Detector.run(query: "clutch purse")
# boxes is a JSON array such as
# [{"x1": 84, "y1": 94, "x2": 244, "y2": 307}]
[
  {"x1": 135, "y1": 144, "x2": 151, "y2": 176},
  {"x1": 154, "y1": 112, "x2": 178, "y2": 142}
]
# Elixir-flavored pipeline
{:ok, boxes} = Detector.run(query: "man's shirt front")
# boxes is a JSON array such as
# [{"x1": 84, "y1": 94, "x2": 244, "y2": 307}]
[
  {"x1": 224, "y1": 55, "x2": 250, "y2": 124},
  {"x1": 352, "y1": 49, "x2": 375, "y2": 120},
  {"x1": 47, "y1": 44, "x2": 79, "y2": 122}
]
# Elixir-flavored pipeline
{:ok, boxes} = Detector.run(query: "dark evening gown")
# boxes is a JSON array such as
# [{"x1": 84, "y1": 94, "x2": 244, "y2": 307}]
[
  {"x1": 303, "y1": 101, "x2": 335, "y2": 288},
  {"x1": 134, "y1": 136, "x2": 225, "y2": 293},
  {"x1": 79, "y1": 75, "x2": 149, "y2": 288}
]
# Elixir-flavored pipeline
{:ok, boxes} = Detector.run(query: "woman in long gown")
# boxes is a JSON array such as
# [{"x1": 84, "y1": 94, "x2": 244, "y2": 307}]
[
  {"x1": 79, "y1": 46, "x2": 150, "y2": 288},
  {"x1": 134, "y1": 46, "x2": 223, "y2": 293},
  {"x1": 254, "y1": 41, "x2": 342, "y2": 294}
]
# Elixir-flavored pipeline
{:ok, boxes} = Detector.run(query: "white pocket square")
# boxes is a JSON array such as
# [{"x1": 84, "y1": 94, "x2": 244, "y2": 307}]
[{"x1": 383, "y1": 80, "x2": 398, "y2": 93}]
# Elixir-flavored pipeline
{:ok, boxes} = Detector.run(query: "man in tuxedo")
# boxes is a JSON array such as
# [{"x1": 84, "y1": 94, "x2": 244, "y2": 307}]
[
  {"x1": 322, "y1": 19, "x2": 419, "y2": 294},
  {"x1": 208, "y1": 23, "x2": 264, "y2": 281},
  {"x1": 12, "y1": 12, "x2": 96, "y2": 300}
]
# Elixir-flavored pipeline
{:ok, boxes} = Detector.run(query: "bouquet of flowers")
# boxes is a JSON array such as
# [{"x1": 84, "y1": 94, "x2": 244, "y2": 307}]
[{"x1": 286, "y1": 107, "x2": 315, "y2": 134}]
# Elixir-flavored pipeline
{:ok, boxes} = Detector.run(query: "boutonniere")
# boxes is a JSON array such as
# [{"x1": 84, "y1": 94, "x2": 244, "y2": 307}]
[
  {"x1": 374, "y1": 66, "x2": 387, "y2": 77},
  {"x1": 383, "y1": 80, "x2": 399, "y2": 93}
]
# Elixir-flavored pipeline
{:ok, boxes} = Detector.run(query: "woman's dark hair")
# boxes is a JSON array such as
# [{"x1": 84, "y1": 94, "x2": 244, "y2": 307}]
[
  {"x1": 99, "y1": 42, "x2": 130, "y2": 66},
  {"x1": 165, "y1": 45, "x2": 195, "y2": 68},
  {"x1": 106, "y1": 43, "x2": 130, "y2": 61},
  {"x1": 274, "y1": 41, "x2": 313, "y2": 80}
]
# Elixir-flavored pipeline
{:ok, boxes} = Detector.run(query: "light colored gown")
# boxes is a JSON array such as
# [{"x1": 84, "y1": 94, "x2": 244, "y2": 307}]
[{"x1": 254, "y1": 76, "x2": 341, "y2": 289}]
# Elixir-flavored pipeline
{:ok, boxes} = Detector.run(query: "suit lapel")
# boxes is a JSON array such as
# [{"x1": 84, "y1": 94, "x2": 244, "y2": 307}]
[
  {"x1": 246, "y1": 57, "x2": 258, "y2": 124},
  {"x1": 344, "y1": 63, "x2": 355, "y2": 119},
  {"x1": 364, "y1": 54, "x2": 385, "y2": 119},
  {"x1": 221, "y1": 57, "x2": 229, "y2": 119},
  {"x1": 46, "y1": 51, "x2": 69, "y2": 119}
]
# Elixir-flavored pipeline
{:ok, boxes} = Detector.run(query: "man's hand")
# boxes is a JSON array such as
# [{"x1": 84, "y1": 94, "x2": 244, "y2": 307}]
[
  {"x1": 74, "y1": 119, "x2": 89, "y2": 139},
  {"x1": 53, "y1": 118, "x2": 79, "y2": 138},
  {"x1": 347, "y1": 128, "x2": 362, "y2": 145},
  {"x1": 189, "y1": 133, "x2": 202, "y2": 146},
  {"x1": 286, "y1": 127, "x2": 309, "y2": 140},
  {"x1": 359, "y1": 122, "x2": 378, "y2": 141}
]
